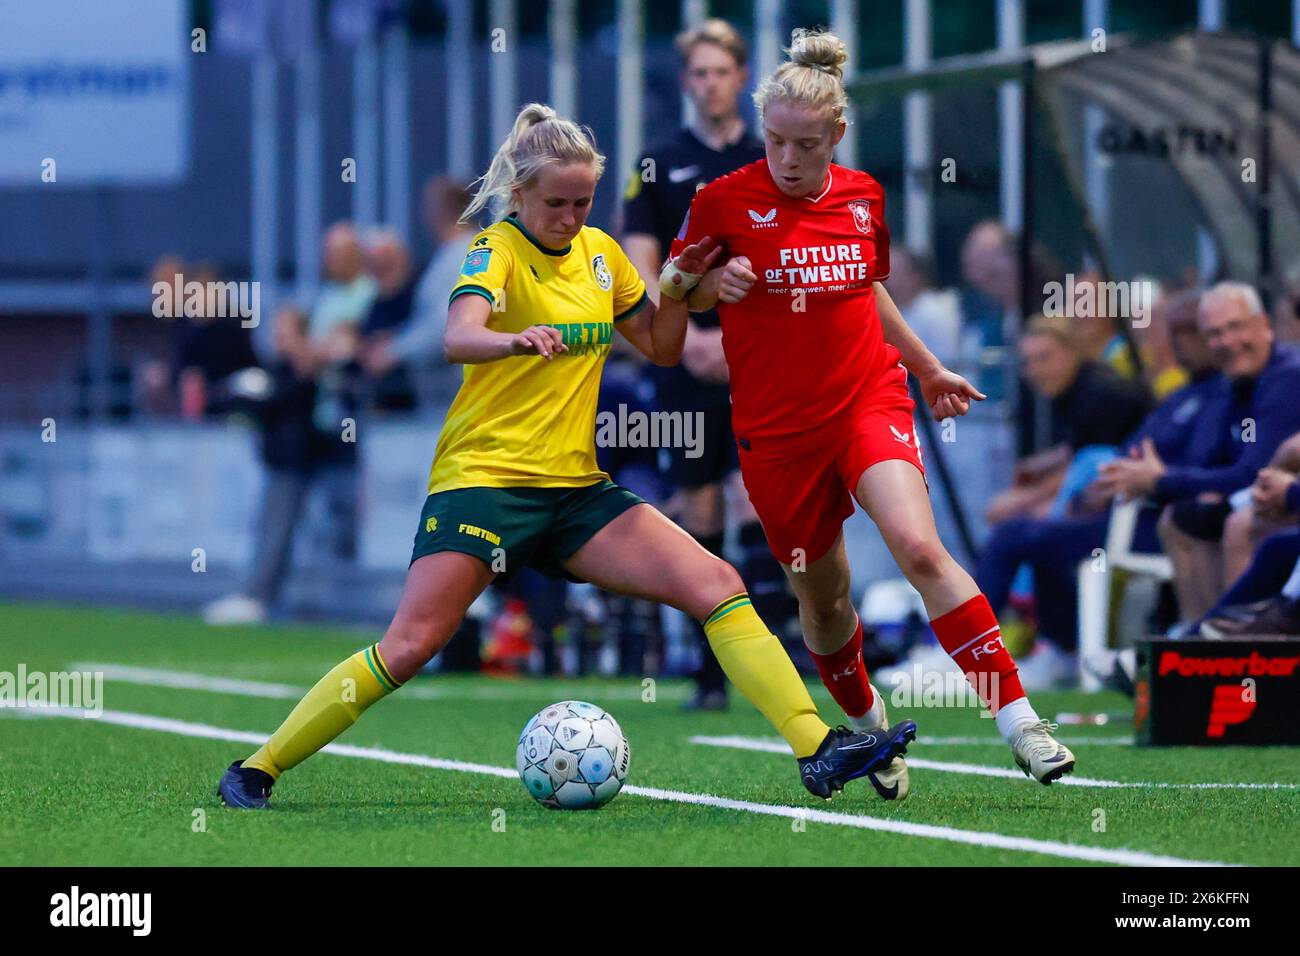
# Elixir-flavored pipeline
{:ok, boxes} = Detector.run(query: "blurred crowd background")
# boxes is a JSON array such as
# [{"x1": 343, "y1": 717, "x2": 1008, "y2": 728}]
[{"x1": 4, "y1": 0, "x2": 1300, "y2": 698}]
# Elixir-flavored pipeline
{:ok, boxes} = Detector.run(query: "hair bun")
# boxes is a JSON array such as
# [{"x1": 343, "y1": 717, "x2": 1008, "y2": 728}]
[{"x1": 788, "y1": 28, "x2": 848, "y2": 80}]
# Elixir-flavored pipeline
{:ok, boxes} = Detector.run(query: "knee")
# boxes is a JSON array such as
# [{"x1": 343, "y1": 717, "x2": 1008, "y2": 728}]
[
  {"x1": 801, "y1": 591, "x2": 854, "y2": 633},
  {"x1": 893, "y1": 532, "x2": 951, "y2": 583},
  {"x1": 381, "y1": 608, "x2": 462, "y2": 677},
  {"x1": 696, "y1": 557, "x2": 746, "y2": 618}
]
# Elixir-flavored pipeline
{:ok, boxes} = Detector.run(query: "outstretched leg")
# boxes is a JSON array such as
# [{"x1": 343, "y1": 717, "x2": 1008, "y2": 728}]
[
  {"x1": 853, "y1": 459, "x2": 1075, "y2": 784},
  {"x1": 219, "y1": 552, "x2": 493, "y2": 807},
  {"x1": 561, "y1": 503, "x2": 827, "y2": 757},
  {"x1": 561, "y1": 502, "x2": 916, "y2": 798}
]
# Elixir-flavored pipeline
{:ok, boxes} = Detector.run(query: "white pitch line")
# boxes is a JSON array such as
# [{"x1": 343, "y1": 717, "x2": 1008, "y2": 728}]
[
  {"x1": 5, "y1": 705, "x2": 1235, "y2": 867},
  {"x1": 70, "y1": 662, "x2": 682, "y2": 703},
  {"x1": 691, "y1": 735, "x2": 1300, "y2": 791},
  {"x1": 919, "y1": 734, "x2": 1133, "y2": 746}
]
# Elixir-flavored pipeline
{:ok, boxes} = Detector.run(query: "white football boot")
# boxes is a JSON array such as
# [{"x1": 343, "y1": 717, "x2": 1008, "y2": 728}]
[
  {"x1": 1009, "y1": 718, "x2": 1076, "y2": 785},
  {"x1": 849, "y1": 683, "x2": 910, "y2": 800}
]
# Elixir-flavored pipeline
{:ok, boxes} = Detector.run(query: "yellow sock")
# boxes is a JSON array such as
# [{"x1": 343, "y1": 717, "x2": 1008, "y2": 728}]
[
  {"x1": 702, "y1": 594, "x2": 829, "y2": 758},
  {"x1": 242, "y1": 643, "x2": 401, "y2": 780}
]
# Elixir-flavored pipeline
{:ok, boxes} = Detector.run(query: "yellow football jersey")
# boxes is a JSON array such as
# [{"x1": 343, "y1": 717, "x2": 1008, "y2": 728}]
[{"x1": 428, "y1": 214, "x2": 648, "y2": 494}]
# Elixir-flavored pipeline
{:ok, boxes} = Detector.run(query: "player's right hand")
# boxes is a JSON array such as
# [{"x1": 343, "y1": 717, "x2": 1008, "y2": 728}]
[
  {"x1": 510, "y1": 325, "x2": 568, "y2": 360},
  {"x1": 718, "y1": 256, "x2": 756, "y2": 303}
]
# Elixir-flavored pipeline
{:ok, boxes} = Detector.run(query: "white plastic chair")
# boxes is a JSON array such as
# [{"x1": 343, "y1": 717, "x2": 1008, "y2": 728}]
[{"x1": 1076, "y1": 498, "x2": 1173, "y2": 690}]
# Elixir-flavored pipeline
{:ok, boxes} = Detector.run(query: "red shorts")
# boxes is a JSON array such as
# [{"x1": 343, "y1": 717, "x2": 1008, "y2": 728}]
[{"x1": 736, "y1": 366, "x2": 928, "y2": 566}]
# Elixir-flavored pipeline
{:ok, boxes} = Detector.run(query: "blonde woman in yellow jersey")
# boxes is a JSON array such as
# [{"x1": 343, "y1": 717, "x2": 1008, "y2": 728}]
[{"x1": 217, "y1": 104, "x2": 917, "y2": 809}]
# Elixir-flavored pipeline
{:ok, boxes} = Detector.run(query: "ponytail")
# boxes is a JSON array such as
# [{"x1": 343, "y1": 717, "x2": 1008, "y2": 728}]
[{"x1": 461, "y1": 103, "x2": 606, "y2": 223}]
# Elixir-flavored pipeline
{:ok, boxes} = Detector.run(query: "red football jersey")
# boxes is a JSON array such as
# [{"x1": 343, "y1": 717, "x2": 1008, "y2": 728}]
[{"x1": 671, "y1": 160, "x2": 898, "y2": 445}]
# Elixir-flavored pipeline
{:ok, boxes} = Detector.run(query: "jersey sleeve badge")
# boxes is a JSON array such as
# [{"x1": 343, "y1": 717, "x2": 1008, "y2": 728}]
[{"x1": 461, "y1": 248, "x2": 492, "y2": 276}]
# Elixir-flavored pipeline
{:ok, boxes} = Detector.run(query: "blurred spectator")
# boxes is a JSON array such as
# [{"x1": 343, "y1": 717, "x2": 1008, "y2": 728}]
[
  {"x1": 1098, "y1": 282, "x2": 1300, "y2": 624},
  {"x1": 1068, "y1": 270, "x2": 1142, "y2": 381},
  {"x1": 361, "y1": 175, "x2": 476, "y2": 403},
  {"x1": 202, "y1": 307, "x2": 322, "y2": 625},
  {"x1": 885, "y1": 247, "x2": 962, "y2": 368},
  {"x1": 961, "y1": 220, "x2": 1019, "y2": 321},
  {"x1": 1197, "y1": 436, "x2": 1300, "y2": 637},
  {"x1": 985, "y1": 315, "x2": 1152, "y2": 525},
  {"x1": 359, "y1": 228, "x2": 419, "y2": 411},
  {"x1": 975, "y1": 290, "x2": 1218, "y2": 668},
  {"x1": 1277, "y1": 257, "x2": 1300, "y2": 345},
  {"x1": 307, "y1": 224, "x2": 369, "y2": 563},
  {"x1": 1199, "y1": 532, "x2": 1300, "y2": 637},
  {"x1": 1132, "y1": 283, "x2": 1192, "y2": 399},
  {"x1": 139, "y1": 255, "x2": 258, "y2": 419},
  {"x1": 959, "y1": 219, "x2": 1064, "y2": 439},
  {"x1": 311, "y1": 222, "x2": 376, "y2": 337},
  {"x1": 1220, "y1": 432, "x2": 1300, "y2": 585}
]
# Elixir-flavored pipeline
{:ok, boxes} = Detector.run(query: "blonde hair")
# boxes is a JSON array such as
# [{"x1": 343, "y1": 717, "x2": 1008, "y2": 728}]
[
  {"x1": 753, "y1": 28, "x2": 850, "y2": 125},
  {"x1": 676, "y1": 18, "x2": 749, "y2": 69},
  {"x1": 461, "y1": 103, "x2": 606, "y2": 223}
]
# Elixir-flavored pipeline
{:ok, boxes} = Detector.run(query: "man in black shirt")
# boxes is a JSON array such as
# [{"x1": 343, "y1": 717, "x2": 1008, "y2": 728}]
[
  {"x1": 986, "y1": 315, "x2": 1152, "y2": 525},
  {"x1": 621, "y1": 19, "x2": 790, "y2": 710}
]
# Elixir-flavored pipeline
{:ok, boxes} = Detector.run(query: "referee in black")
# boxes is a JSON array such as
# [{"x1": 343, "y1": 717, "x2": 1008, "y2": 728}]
[{"x1": 621, "y1": 19, "x2": 794, "y2": 710}]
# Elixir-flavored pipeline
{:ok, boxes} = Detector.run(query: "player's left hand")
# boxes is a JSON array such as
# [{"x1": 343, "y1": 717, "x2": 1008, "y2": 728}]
[
  {"x1": 673, "y1": 237, "x2": 723, "y2": 277},
  {"x1": 919, "y1": 367, "x2": 985, "y2": 421}
]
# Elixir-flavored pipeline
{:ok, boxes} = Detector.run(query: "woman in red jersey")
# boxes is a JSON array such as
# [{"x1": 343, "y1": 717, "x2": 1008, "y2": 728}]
[{"x1": 656, "y1": 29, "x2": 1076, "y2": 795}]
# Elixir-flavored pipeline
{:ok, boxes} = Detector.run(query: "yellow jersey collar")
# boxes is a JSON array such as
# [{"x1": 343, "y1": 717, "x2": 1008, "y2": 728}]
[{"x1": 505, "y1": 214, "x2": 571, "y2": 256}]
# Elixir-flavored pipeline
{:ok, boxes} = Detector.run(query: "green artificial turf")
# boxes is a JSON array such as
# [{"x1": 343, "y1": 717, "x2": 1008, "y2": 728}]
[{"x1": 1, "y1": 602, "x2": 1296, "y2": 866}]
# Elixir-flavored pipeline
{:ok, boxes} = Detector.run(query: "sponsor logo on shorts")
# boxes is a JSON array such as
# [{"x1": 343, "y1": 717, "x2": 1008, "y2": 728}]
[
  {"x1": 425, "y1": 516, "x2": 438, "y2": 533},
  {"x1": 889, "y1": 424, "x2": 912, "y2": 446},
  {"x1": 458, "y1": 523, "x2": 502, "y2": 546}
]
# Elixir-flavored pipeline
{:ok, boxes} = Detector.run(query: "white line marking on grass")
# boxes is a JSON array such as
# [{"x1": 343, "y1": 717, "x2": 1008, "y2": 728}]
[
  {"x1": 70, "y1": 662, "x2": 683, "y2": 702},
  {"x1": 6, "y1": 706, "x2": 1235, "y2": 867},
  {"x1": 919, "y1": 734, "x2": 1134, "y2": 746},
  {"x1": 71, "y1": 664, "x2": 304, "y2": 699},
  {"x1": 691, "y1": 735, "x2": 1300, "y2": 790}
]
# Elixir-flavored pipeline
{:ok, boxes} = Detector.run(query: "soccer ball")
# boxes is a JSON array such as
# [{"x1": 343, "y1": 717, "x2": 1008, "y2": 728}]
[{"x1": 515, "y1": 700, "x2": 630, "y2": 810}]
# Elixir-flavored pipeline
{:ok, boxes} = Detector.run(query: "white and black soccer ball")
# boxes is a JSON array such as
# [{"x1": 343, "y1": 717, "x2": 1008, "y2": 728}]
[{"x1": 516, "y1": 700, "x2": 630, "y2": 810}]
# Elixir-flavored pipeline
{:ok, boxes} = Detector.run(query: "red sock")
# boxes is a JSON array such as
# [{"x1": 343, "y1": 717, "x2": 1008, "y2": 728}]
[
  {"x1": 929, "y1": 593, "x2": 1025, "y2": 714},
  {"x1": 807, "y1": 616, "x2": 874, "y2": 719}
]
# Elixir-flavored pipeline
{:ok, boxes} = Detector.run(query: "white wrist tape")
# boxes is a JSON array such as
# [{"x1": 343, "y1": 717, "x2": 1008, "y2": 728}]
[{"x1": 659, "y1": 258, "x2": 704, "y2": 300}]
